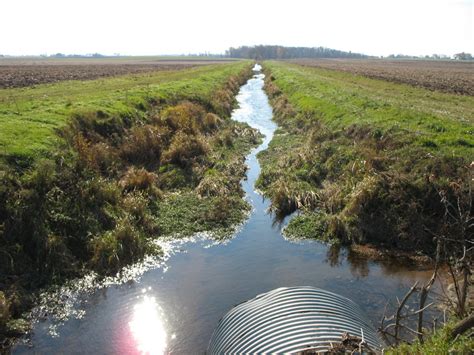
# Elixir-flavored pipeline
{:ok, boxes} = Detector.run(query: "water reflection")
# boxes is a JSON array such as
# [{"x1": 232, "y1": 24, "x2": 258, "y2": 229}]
[
  {"x1": 13, "y1": 64, "x2": 441, "y2": 354},
  {"x1": 129, "y1": 295, "x2": 167, "y2": 354},
  {"x1": 325, "y1": 243, "x2": 344, "y2": 267},
  {"x1": 325, "y1": 243, "x2": 435, "y2": 280}
]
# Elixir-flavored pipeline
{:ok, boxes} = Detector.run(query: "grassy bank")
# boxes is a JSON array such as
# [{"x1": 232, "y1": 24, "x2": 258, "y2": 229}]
[
  {"x1": 0, "y1": 63, "x2": 247, "y2": 167},
  {"x1": 387, "y1": 319, "x2": 474, "y2": 354},
  {"x1": 0, "y1": 61, "x2": 261, "y2": 344},
  {"x1": 258, "y1": 61, "x2": 473, "y2": 254}
]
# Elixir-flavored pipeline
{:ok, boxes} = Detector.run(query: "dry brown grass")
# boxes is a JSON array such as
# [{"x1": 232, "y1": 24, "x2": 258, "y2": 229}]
[
  {"x1": 202, "y1": 113, "x2": 223, "y2": 132},
  {"x1": 119, "y1": 167, "x2": 158, "y2": 193},
  {"x1": 74, "y1": 135, "x2": 119, "y2": 174},
  {"x1": 119, "y1": 125, "x2": 168, "y2": 168},
  {"x1": 160, "y1": 101, "x2": 206, "y2": 133},
  {"x1": 161, "y1": 131, "x2": 209, "y2": 167}
]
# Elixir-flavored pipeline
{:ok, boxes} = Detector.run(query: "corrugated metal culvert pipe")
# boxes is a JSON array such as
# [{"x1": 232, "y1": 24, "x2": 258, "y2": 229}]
[{"x1": 207, "y1": 286, "x2": 385, "y2": 354}]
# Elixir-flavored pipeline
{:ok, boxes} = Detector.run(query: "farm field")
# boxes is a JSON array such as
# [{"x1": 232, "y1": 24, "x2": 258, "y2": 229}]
[
  {"x1": 0, "y1": 56, "x2": 237, "y2": 88},
  {"x1": 291, "y1": 58, "x2": 474, "y2": 95},
  {"x1": 258, "y1": 61, "x2": 473, "y2": 253}
]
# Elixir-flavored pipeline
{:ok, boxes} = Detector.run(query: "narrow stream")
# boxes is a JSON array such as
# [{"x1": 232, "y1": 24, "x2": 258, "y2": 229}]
[{"x1": 14, "y1": 66, "x2": 436, "y2": 354}]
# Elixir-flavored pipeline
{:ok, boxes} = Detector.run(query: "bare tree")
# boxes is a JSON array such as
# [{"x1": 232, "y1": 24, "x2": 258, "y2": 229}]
[
  {"x1": 379, "y1": 164, "x2": 473, "y2": 348},
  {"x1": 436, "y1": 165, "x2": 473, "y2": 318}
]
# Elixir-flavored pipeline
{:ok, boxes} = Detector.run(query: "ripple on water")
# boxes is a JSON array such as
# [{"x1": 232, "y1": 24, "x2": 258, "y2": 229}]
[{"x1": 14, "y1": 64, "x2": 439, "y2": 354}]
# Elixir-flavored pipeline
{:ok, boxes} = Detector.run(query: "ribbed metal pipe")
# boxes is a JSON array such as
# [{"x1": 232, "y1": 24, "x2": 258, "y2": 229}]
[{"x1": 208, "y1": 286, "x2": 384, "y2": 354}]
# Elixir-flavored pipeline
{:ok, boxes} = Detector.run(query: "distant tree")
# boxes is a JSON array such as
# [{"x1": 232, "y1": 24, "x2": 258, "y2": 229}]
[
  {"x1": 454, "y1": 52, "x2": 473, "y2": 60},
  {"x1": 387, "y1": 54, "x2": 420, "y2": 59},
  {"x1": 225, "y1": 45, "x2": 369, "y2": 59}
]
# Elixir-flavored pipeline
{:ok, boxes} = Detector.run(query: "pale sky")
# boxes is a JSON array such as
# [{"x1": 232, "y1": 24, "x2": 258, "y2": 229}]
[{"x1": 1, "y1": 0, "x2": 472, "y2": 57}]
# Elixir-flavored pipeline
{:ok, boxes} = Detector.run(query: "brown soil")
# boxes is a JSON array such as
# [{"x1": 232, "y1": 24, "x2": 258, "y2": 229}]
[
  {"x1": 290, "y1": 59, "x2": 474, "y2": 95},
  {"x1": 0, "y1": 59, "x2": 235, "y2": 88}
]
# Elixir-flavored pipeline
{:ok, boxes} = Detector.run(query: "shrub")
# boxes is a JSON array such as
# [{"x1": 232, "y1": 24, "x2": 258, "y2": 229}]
[
  {"x1": 211, "y1": 88, "x2": 233, "y2": 116},
  {"x1": 196, "y1": 170, "x2": 229, "y2": 197},
  {"x1": 44, "y1": 234, "x2": 75, "y2": 279},
  {"x1": 160, "y1": 102, "x2": 206, "y2": 134},
  {"x1": 269, "y1": 179, "x2": 320, "y2": 216},
  {"x1": 122, "y1": 192, "x2": 158, "y2": 233},
  {"x1": 158, "y1": 165, "x2": 188, "y2": 189},
  {"x1": 119, "y1": 167, "x2": 159, "y2": 194},
  {"x1": 89, "y1": 218, "x2": 147, "y2": 272},
  {"x1": 202, "y1": 113, "x2": 223, "y2": 132},
  {"x1": 69, "y1": 110, "x2": 127, "y2": 141},
  {"x1": 75, "y1": 135, "x2": 118, "y2": 175},
  {"x1": 268, "y1": 179, "x2": 298, "y2": 216},
  {"x1": 119, "y1": 125, "x2": 168, "y2": 169},
  {"x1": 216, "y1": 128, "x2": 234, "y2": 147},
  {"x1": 200, "y1": 196, "x2": 233, "y2": 224},
  {"x1": 161, "y1": 131, "x2": 209, "y2": 168},
  {"x1": 320, "y1": 181, "x2": 346, "y2": 214},
  {"x1": 0, "y1": 292, "x2": 10, "y2": 330}
]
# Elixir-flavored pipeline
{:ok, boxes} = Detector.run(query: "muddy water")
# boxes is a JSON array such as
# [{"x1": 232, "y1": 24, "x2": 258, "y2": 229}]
[{"x1": 14, "y1": 66, "x2": 436, "y2": 354}]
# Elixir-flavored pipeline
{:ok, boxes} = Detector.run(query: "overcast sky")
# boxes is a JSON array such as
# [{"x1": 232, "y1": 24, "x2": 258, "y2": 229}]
[{"x1": 1, "y1": 0, "x2": 472, "y2": 56}]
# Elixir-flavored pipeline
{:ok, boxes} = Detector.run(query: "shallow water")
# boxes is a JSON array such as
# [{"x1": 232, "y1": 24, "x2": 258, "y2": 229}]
[{"x1": 14, "y1": 66, "x2": 436, "y2": 354}]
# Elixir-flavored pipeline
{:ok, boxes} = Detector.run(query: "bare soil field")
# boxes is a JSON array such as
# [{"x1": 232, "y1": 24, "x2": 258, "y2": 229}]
[
  {"x1": 0, "y1": 57, "x2": 237, "y2": 88},
  {"x1": 290, "y1": 59, "x2": 474, "y2": 95}
]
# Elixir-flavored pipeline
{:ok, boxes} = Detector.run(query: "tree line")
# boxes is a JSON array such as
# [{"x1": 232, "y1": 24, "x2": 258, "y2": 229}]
[{"x1": 225, "y1": 45, "x2": 369, "y2": 59}]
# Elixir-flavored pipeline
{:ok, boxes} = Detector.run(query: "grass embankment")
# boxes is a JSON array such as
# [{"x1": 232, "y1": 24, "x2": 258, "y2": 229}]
[
  {"x1": 0, "y1": 62, "x2": 261, "y2": 343},
  {"x1": 258, "y1": 61, "x2": 473, "y2": 254},
  {"x1": 0, "y1": 63, "x2": 246, "y2": 166},
  {"x1": 386, "y1": 319, "x2": 474, "y2": 354}
]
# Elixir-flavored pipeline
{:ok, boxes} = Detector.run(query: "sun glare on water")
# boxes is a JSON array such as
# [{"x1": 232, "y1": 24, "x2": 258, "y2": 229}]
[{"x1": 129, "y1": 295, "x2": 168, "y2": 354}]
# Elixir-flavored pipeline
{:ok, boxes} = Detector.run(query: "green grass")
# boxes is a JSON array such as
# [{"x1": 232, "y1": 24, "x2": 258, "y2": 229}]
[
  {"x1": 387, "y1": 320, "x2": 474, "y2": 354},
  {"x1": 258, "y1": 61, "x2": 473, "y2": 252},
  {"x1": 0, "y1": 62, "x2": 249, "y2": 164},
  {"x1": 265, "y1": 62, "x2": 473, "y2": 156}
]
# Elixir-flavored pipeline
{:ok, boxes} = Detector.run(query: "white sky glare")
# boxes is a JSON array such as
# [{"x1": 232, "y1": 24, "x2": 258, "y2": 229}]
[{"x1": 1, "y1": 0, "x2": 472, "y2": 56}]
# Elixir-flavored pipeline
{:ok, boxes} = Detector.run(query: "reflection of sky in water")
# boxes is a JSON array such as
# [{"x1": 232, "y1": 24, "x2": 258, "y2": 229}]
[
  {"x1": 13, "y1": 63, "x2": 440, "y2": 355},
  {"x1": 129, "y1": 293, "x2": 167, "y2": 355}
]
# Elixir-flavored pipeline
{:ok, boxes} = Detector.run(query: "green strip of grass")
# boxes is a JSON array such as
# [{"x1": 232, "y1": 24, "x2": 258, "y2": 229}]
[
  {"x1": 266, "y1": 62, "x2": 473, "y2": 156},
  {"x1": 0, "y1": 62, "x2": 249, "y2": 164}
]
